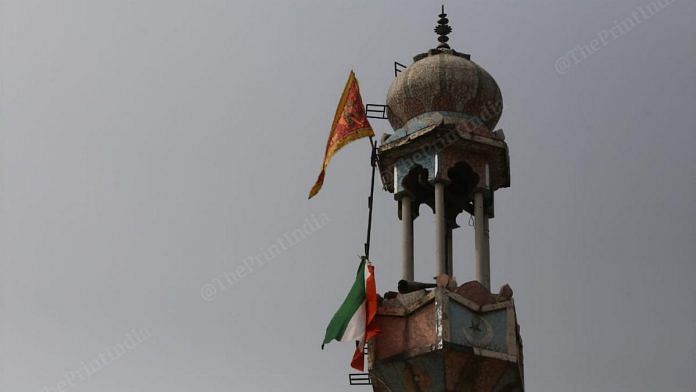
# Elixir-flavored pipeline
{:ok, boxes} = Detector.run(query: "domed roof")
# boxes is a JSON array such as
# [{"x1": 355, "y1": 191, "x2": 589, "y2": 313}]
[{"x1": 386, "y1": 49, "x2": 503, "y2": 132}]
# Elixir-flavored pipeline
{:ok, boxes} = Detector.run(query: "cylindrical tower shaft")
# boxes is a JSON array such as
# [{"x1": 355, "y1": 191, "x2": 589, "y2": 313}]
[
  {"x1": 474, "y1": 191, "x2": 490, "y2": 289},
  {"x1": 401, "y1": 195, "x2": 414, "y2": 280},
  {"x1": 435, "y1": 182, "x2": 447, "y2": 275},
  {"x1": 446, "y1": 226, "x2": 453, "y2": 276}
]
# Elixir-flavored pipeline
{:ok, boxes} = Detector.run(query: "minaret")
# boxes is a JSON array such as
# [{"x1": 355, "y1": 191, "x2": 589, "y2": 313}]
[{"x1": 368, "y1": 8, "x2": 524, "y2": 391}]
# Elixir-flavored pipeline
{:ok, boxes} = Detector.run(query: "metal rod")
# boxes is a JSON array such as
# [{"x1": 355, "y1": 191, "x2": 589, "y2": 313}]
[{"x1": 364, "y1": 137, "x2": 377, "y2": 260}]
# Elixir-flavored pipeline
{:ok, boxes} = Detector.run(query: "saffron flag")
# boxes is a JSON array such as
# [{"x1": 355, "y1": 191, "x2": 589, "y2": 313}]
[
  {"x1": 308, "y1": 71, "x2": 374, "y2": 199},
  {"x1": 322, "y1": 258, "x2": 379, "y2": 371}
]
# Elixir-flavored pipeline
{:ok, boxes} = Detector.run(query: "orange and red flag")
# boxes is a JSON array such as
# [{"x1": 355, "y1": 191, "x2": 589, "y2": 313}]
[{"x1": 308, "y1": 71, "x2": 374, "y2": 199}]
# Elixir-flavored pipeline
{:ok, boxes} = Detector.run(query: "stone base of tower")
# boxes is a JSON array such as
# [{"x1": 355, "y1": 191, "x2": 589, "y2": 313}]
[{"x1": 368, "y1": 281, "x2": 524, "y2": 391}]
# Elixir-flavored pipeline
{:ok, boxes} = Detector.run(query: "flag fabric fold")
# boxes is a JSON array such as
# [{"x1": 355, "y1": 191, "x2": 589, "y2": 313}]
[
  {"x1": 322, "y1": 258, "x2": 379, "y2": 371},
  {"x1": 308, "y1": 70, "x2": 374, "y2": 199}
]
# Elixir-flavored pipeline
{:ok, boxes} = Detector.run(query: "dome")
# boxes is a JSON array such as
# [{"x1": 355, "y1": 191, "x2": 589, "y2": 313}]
[{"x1": 386, "y1": 50, "x2": 503, "y2": 132}]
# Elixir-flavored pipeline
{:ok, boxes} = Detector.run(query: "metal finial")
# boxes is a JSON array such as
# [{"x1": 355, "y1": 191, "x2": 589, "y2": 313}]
[{"x1": 434, "y1": 4, "x2": 452, "y2": 49}]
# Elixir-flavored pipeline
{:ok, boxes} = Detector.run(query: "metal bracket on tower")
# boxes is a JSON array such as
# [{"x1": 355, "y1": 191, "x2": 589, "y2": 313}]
[
  {"x1": 349, "y1": 373, "x2": 371, "y2": 386},
  {"x1": 394, "y1": 61, "x2": 406, "y2": 77},
  {"x1": 366, "y1": 104, "x2": 389, "y2": 120},
  {"x1": 348, "y1": 344, "x2": 372, "y2": 386}
]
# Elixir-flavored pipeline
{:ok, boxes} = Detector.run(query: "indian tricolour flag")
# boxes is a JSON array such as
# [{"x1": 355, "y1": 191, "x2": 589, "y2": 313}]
[{"x1": 322, "y1": 258, "x2": 379, "y2": 371}]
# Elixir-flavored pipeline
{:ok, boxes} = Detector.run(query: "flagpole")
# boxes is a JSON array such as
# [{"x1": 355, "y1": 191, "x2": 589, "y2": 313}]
[{"x1": 364, "y1": 137, "x2": 377, "y2": 260}]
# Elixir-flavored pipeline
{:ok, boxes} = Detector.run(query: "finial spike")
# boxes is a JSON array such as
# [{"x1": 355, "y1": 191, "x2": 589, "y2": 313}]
[{"x1": 434, "y1": 5, "x2": 452, "y2": 49}]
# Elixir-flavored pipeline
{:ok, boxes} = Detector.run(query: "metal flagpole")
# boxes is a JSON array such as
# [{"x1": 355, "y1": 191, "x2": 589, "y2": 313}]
[{"x1": 364, "y1": 137, "x2": 377, "y2": 260}]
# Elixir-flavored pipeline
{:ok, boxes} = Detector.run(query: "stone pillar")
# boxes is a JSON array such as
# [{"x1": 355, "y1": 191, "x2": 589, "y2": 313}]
[
  {"x1": 446, "y1": 226, "x2": 453, "y2": 276},
  {"x1": 474, "y1": 191, "x2": 490, "y2": 289},
  {"x1": 435, "y1": 181, "x2": 447, "y2": 276},
  {"x1": 400, "y1": 194, "x2": 414, "y2": 281}
]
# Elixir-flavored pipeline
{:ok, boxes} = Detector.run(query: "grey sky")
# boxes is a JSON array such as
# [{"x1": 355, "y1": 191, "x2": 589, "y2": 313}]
[{"x1": 1, "y1": 1, "x2": 695, "y2": 391}]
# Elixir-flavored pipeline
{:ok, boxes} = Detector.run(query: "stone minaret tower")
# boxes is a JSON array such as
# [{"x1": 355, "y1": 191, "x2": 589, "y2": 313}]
[{"x1": 368, "y1": 8, "x2": 524, "y2": 391}]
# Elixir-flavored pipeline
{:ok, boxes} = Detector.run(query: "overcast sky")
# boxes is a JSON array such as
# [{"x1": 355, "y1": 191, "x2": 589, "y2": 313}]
[{"x1": 1, "y1": 1, "x2": 695, "y2": 391}]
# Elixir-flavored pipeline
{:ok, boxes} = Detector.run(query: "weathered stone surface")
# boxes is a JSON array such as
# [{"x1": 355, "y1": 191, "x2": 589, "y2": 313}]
[
  {"x1": 386, "y1": 49, "x2": 503, "y2": 132},
  {"x1": 369, "y1": 284, "x2": 524, "y2": 391},
  {"x1": 455, "y1": 281, "x2": 498, "y2": 307}
]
